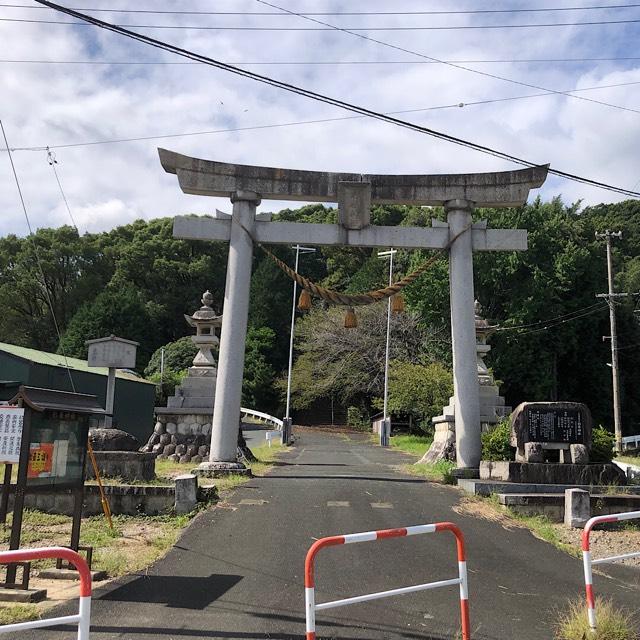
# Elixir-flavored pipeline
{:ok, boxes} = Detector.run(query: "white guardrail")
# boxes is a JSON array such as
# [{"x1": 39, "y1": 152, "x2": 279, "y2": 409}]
[
  {"x1": 621, "y1": 434, "x2": 640, "y2": 450},
  {"x1": 582, "y1": 510, "x2": 640, "y2": 633},
  {"x1": 0, "y1": 546, "x2": 92, "y2": 639},
  {"x1": 240, "y1": 407, "x2": 283, "y2": 430}
]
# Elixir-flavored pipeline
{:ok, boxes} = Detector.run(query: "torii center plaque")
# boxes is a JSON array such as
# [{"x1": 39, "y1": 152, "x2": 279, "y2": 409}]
[{"x1": 159, "y1": 148, "x2": 548, "y2": 473}]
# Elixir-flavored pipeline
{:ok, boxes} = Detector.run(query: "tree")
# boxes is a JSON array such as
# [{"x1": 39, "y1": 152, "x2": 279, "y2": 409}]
[
  {"x1": 145, "y1": 336, "x2": 199, "y2": 378},
  {"x1": 58, "y1": 283, "x2": 155, "y2": 365},
  {"x1": 375, "y1": 360, "x2": 453, "y2": 433},
  {"x1": 286, "y1": 304, "x2": 448, "y2": 411},
  {"x1": 242, "y1": 326, "x2": 277, "y2": 411}
]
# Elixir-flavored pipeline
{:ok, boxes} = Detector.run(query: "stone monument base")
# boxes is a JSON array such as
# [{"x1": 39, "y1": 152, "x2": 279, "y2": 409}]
[
  {"x1": 141, "y1": 408, "x2": 212, "y2": 463},
  {"x1": 85, "y1": 451, "x2": 156, "y2": 482},
  {"x1": 480, "y1": 461, "x2": 625, "y2": 486},
  {"x1": 193, "y1": 461, "x2": 251, "y2": 478}
]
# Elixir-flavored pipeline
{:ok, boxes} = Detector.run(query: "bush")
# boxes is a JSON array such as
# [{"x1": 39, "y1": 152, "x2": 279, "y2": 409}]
[
  {"x1": 555, "y1": 598, "x2": 637, "y2": 640},
  {"x1": 591, "y1": 425, "x2": 615, "y2": 463},
  {"x1": 481, "y1": 419, "x2": 515, "y2": 461},
  {"x1": 347, "y1": 406, "x2": 370, "y2": 430}
]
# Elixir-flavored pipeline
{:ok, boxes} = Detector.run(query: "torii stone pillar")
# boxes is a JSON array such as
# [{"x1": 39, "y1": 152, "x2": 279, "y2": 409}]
[{"x1": 159, "y1": 148, "x2": 548, "y2": 474}]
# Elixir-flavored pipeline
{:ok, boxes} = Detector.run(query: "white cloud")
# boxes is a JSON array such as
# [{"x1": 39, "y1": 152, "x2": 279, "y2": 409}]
[{"x1": 1, "y1": 0, "x2": 639, "y2": 237}]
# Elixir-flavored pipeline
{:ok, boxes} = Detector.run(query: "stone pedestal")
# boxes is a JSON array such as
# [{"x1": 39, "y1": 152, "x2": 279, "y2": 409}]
[{"x1": 142, "y1": 410, "x2": 212, "y2": 464}]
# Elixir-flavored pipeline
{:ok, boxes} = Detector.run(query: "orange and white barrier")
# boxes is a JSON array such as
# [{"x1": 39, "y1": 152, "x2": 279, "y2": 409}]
[
  {"x1": 582, "y1": 510, "x2": 640, "y2": 632},
  {"x1": 304, "y1": 522, "x2": 470, "y2": 640},
  {"x1": 0, "y1": 546, "x2": 92, "y2": 639}
]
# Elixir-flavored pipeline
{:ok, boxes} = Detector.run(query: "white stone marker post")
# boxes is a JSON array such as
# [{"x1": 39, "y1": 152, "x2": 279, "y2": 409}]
[
  {"x1": 205, "y1": 192, "x2": 260, "y2": 472},
  {"x1": 446, "y1": 200, "x2": 481, "y2": 468}
]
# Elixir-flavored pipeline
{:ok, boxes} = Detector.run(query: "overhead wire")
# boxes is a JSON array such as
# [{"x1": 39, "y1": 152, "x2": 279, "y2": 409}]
[
  {"x1": 0, "y1": 120, "x2": 77, "y2": 392},
  {"x1": 5, "y1": 16, "x2": 640, "y2": 30},
  {"x1": 255, "y1": 0, "x2": 638, "y2": 115},
  {"x1": 496, "y1": 302, "x2": 609, "y2": 331},
  {"x1": 6, "y1": 79, "x2": 640, "y2": 153},
  {"x1": 3, "y1": 57, "x2": 640, "y2": 66},
  {"x1": 4, "y1": 3, "x2": 640, "y2": 15},
  {"x1": 503, "y1": 304, "x2": 610, "y2": 337},
  {"x1": 30, "y1": 1, "x2": 640, "y2": 198}
]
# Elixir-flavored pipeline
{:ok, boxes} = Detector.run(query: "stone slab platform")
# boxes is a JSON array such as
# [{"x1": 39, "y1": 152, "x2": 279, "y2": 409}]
[
  {"x1": 458, "y1": 478, "x2": 640, "y2": 496},
  {"x1": 0, "y1": 586, "x2": 46, "y2": 602},
  {"x1": 480, "y1": 460, "x2": 625, "y2": 485},
  {"x1": 38, "y1": 568, "x2": 107, "y2": 582}
]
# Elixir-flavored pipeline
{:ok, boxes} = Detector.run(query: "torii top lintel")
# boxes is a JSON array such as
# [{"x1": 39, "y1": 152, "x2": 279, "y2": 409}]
[{"x1": 159, "y1": 148, "x2": 548, "y2": 208}]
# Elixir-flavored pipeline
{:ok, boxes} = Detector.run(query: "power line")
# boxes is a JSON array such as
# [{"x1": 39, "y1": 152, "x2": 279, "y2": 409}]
[
  {"x1": 496, "y1": 302, "x2": 608, "y2": 331},
  {"x1": 31, "y1": 1, "x2": 640, "y2": 198},
  {"x1": 5, "y1": 16, "x2": 640, "y2": 29},
  {"x1": 256, "y1": 0, "x2": 638, "y2": 116},
  {"x1": 4, "y1": 3, "x2": 640, "y2": 15},
  {"x1": 0, "y1": 120, "x2": 77, "y2": 392},
  {"x1": 3, "y1": 57, "x2": 640, "y2": 66},
  {"x1": 504, "y1": 304, "x2": 610, "y2": 337},
  {"x1": 6, "y1": 79, "x2": 640, "y2": 153}
]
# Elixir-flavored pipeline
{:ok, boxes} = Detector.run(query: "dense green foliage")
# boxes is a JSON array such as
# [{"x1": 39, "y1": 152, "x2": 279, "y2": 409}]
[
  {"x1": 481, "y1": 420, "x2": 515, "y2": 461},
  {"x1": 591, "y1": 425, "x2": 615, "y2": 463},
  {"x1": 1, "y1": 198, "x2": 639, "y2": 429},
  {"x1": 378, "y1": 360, "x2": 453, "y2": 433}
]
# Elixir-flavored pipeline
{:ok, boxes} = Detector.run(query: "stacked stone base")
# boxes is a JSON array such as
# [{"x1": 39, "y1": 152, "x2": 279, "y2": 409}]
[{"x1": 141, "y1": 412, "x2": 212, "y2": 464}]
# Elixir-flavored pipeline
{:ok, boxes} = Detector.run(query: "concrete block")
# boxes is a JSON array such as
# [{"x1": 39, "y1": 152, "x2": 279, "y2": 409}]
[
  {"x1": 166, "y1": 423, "x2": 177, "y2": 435},
  {"x1": 154, "y1": 422, "x2": 165, "y2": 434},
  {"x1": 175, "y1": 474, "x2": 198, "y2": 514},
  {"x1": 565, "y1": 488, "x2": 590, "y2": 528},
  {"x1": 177, "y1": 422, "x2": 190, "y2": 435},
  {"x1": 202, "y1": 423, "x2": 212, "y2": 436},
  {"x1": 190, "y1": 423, "x2": 200, "y2": 435},
  {"x1": 571, "y1": 444, "x2": 589, "y2": 464},
  {"x1": 524, "y1": 442, "x2": 544, "y2": 463}
]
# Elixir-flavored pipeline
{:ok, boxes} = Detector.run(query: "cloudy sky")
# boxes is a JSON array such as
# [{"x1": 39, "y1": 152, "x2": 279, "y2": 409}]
[{"x1": 1, "y1": 0, "x2": 639, "y2": 236}]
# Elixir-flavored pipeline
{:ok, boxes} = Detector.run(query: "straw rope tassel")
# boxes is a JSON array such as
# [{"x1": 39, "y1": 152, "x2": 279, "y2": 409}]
[{"x1": 259, "y1": 222, "x2": 471, "y2": 308}]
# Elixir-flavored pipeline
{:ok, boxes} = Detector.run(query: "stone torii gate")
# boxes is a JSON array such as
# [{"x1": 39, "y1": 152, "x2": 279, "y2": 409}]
[{"x1": 159, "y1": 148, "x2": 548, "y2": 473}]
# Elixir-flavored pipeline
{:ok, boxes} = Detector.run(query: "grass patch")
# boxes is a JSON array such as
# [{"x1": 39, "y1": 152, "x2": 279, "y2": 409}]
[
  {"x1": 509, "y1": 512, "x2": 579, "y2": 557},
  {"x1": 0, "y1": 603, "x2": 40, "y2": 625},
  {"x1": 404, "y1": 460, "x2": 456, "y2": 484},
  {"x1": 390, "y1": 434, "x2": 432, "y2": 457},
  {"x1": 0, "y1": 510, "x2": 195, "y2": 577},
  {"x1": 555, "y1": 598, "x2": 638, "y2": 639}
]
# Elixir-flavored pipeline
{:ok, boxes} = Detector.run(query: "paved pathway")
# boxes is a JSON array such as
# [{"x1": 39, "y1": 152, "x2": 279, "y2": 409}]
[{"x1": 24, "y1": 430, "x2": 640, "y2": 639}]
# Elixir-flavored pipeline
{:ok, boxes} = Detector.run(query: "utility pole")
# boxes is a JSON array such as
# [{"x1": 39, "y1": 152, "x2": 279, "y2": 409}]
[
  {"x1": 595, "y1": 230, "x2": 624, "y2": 452},
  {"x1": 284, "y1": 244, "x2": 316, "y2": 444},
  {"x1": 377, "y1": 249, "x2": 397, "y2": 447}
]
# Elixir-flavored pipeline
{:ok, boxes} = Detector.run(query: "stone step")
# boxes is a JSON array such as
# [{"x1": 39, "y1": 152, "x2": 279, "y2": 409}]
[{"x1": 458, "y1": 478, "x2": 640, "y2": 496}]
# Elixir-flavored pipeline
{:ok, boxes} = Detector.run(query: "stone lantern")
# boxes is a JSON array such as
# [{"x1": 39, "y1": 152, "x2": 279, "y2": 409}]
[{"x1": 142, "y1": 291, "x2": 222, "y2": 464}]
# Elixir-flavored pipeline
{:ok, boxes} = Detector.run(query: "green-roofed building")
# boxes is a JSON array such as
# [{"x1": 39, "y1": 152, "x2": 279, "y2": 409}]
[{"x1": 0, "y1": 342, "x2": 155, "y2": 443}]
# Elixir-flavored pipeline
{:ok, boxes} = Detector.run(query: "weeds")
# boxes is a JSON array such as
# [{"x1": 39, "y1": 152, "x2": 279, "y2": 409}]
[
  {"x1": 390, "y1": 434, "x2": 433, "y2": 457},
  {"x1": 0, "y1": 604, "x2": 40, "y2": 625},
  {"x1": 404, "y1": 460, "x2": 456, "y2": 484},
  {"x1": 555, "y1": 598, "x2": 637, "y2": 640}
]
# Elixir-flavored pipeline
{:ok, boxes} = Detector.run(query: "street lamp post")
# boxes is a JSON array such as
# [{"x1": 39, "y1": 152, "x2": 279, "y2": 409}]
[
  {"x1": 378, "y1": 249, "x2": 397, "y2": 447},
  {"x1": 284, "y1": 244, "x2": 316, "y2": 444}
]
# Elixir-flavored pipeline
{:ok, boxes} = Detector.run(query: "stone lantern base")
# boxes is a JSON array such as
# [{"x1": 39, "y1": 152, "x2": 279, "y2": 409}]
[{"x1": 140, "y1": 408, "x2": 212, "y2": 464}]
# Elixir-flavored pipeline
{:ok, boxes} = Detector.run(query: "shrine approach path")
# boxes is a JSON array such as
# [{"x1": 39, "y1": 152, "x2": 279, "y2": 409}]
[{"x1": 25, "y1": 429, "x2": 640, "y2": 640}]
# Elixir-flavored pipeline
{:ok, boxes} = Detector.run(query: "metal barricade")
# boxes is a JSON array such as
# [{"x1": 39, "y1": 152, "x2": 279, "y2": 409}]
[
  {"x1": 582, "y1": 510, "x2": 640, "y2": 633},
  {"x1": 0, "y1": 546, "x2": 92, "y2": 639},
  {"x1": 304, "y1": 522, "x2": 470, "y2": 640}
]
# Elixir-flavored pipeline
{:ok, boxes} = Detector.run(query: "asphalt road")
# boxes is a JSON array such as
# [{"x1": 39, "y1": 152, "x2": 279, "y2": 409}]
[{"x1": 22, "y1": 430, "x2": 640, "y2": 639}]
